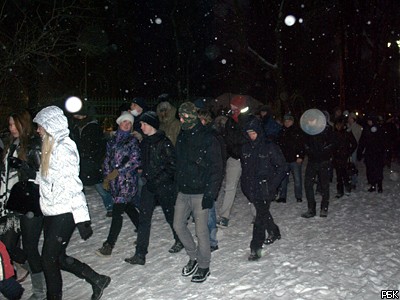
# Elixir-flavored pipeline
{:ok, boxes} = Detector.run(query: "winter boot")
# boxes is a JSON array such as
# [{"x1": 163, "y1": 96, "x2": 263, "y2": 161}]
[
  {"x1": 95, "y1": 241, "x2": 113, "y2": 257},
  {"x1": 336, "y1": 184, "x2": 344, "y2": 198},
  {"x1": 301, "y1": 202, "x2": 316, "y2": 218},
  {"x1": 168, "y1": 240, "x2": 184, "y2": 253},
  {"x1": 301, "y1": 209, "x2": 316, "y2": 218},
  {"x1": 81, "y1": 266, "x2": 111, "y2": 300},
  {"x1": 377, "y1": 181, "x2": 383, "y2": 193},
  {"x1": 320, "y1": 207, "x2": 328, "y2": 217},
  {"x1": 182, "y1": 259, "x2": 198, "y2": 277},
  {"x1": 46, "y1": 293, "x2": 62, "y2": 300},
  {"x1": 28, "y1": 272, "x2": 46, "y2": 300},
  {"x1": 264, "y1": 226, "x2": 281, "y2": 245},
  {"x1": 248, "y1": 248, "x2": 262, "y2": 261},
  {"x1": 368, "y1": 184, "x2": 376, "y2": 192},
  {"x1": 124, "y1": 254, "x2": 145, "y2": 265},
  {"x1": 191, "y1": 267, "x2": 210, "y2": 283}
]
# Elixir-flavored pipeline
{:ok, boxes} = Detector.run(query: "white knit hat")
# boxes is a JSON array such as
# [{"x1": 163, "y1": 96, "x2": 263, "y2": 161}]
[{"x1": 116, "y1": 111, "x2": 134, "y2": 125}]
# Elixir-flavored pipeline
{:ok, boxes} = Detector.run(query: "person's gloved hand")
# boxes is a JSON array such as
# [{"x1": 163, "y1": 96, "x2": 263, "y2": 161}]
[
  {"x1": 0, "y1": 277, "x2": 24, "y2": 299},
  {"x1": 105, "y1": 169, "x2": 119, "y2": 181},
  {"x1": 8, "y1": 157, "x2": 23, "y2": 169},
  {"x1": 77, "y1": 221, "x2": 93, "y2": 241},
  {"x1": 102, "y1": 179, "x2": 110, "y2": 191}
]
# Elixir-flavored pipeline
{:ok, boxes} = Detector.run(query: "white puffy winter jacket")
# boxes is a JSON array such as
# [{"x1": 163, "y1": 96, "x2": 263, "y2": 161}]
[{"x1": 33, "y1": 106, "x2": 90, "y2": 224}]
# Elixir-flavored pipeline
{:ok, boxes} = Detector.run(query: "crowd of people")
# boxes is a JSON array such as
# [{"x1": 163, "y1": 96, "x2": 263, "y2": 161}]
[{"x1": 0, "y1": 96, "x2": 399, "y2": 298}]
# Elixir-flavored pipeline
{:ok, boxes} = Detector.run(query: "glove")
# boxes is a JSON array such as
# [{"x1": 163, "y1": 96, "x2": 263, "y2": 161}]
[
  {"x1": 105, "y1": 169, "x2": 119, "y2": 181},
  {"x1": 8, "y1": 157, "x2": 23, "y2": 169},
  {"x1": 102, "y1": 179, "x2": 110, "y2": 191},
  {"x1": 0, "y1": 277, "x2": 24, "y2": 299},
  {"x1": 77, "y1": 221, "x2": 93, "y2": 241},
  {"x1": 202, "y1": 196, "x2": 213, "y2": 210}
]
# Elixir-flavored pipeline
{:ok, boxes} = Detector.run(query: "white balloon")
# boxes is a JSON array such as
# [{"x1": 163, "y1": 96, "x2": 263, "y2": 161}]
[
  {"x1": 65, "y1": 96, "x2": 83, "y2": 113},
  {"x1": 300, "y1": 109, "x2": 327, "y2": 135},
  {"x1": 284, "y1": 15, "x2": 296, "y2": 26}
]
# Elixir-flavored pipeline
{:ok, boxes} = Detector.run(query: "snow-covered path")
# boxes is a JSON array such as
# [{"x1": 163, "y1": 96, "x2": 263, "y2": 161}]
[{"x1": 21, "y1": 163, "x2": 400, "y2": 300}]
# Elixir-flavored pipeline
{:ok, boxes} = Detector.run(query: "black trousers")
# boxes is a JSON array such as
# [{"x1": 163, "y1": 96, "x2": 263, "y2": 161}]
[
  {"x1": 365, "y1": 157, "x2": 384, "y2": 185},
  {"x1": 135, "y1": 185, "x2": 178, "y2": 256},
  {"x1": 42, "y1": 213, "x2": 100, "y2": 296},
  {"x1": 305, "y1": 160, "x2": 331, "y2": 211},
  {"x1": 106, "y1": 202, "x2": 139, "y2": 246},
  {"x1": 21, "y1": 214, "x2": 43, "y2": 273},
  {"x1": 335, "y1": 164, "x2": 351, "y2": 194},
  {"x1": 250, "y1": 197, "x2": 278, "y2": 251}
]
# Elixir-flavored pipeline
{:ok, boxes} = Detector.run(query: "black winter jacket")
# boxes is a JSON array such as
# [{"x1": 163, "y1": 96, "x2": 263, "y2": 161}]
[
  {"x1": 357, "y1": 124, "x2": 386, "y2": 162},
  {"x1": 71, "y1": 119, "x2": 105, "y2": 186},
  {"x1": 277, "y1": 124, "x2": 305, "y2": 162},
  {"x1": 304, "y1": 126, "x2": 335, "y2": 163},
  {"x1": 332, "y1": 129, "x2": 357, "y2": 168},
  {"x1": 17, "y1": 135, "x2": 42, "y2": 182},
  {"x1": 176, "y1": 121, "x2": 223, "y2": 209},
  {"x1": 140, "y1": 131, "x2": 176, "y2": 193},
  {"x1": 223, "y1": 117, "x2": 247, "y2": 160},
  {"x1": 240, "y1": 117, "x2": 287, "y2": 202}
]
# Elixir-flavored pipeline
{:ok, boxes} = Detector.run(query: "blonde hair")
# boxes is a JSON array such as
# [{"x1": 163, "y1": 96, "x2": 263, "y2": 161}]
[{"x1": 40, "y1": 130, "x2": 54, "y2": 177}]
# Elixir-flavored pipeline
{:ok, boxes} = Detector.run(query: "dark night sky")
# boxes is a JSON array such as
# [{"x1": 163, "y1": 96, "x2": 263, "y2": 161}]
[{"x1": 1, "y1": 0, "x2": 400, "y2": 116}]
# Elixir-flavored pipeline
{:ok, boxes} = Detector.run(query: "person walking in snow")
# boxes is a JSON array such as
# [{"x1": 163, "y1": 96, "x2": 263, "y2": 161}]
[
  {"x1": 276, "y1": 113, "x2": 305, "y2": 203},
  {"x1": 301, "y1": 112, "x2": 336, "y2": 218},
  {"x1": 1, "y1": 109, "x2": 43, "y2": 297},
  {"x1": 197, "y1": 108, "x2": 227, "y2": 252},
  {"x1": 124, "y1": 111, "x2": 183, "y2": 266},
  {"x1": 173, "y1": 102, "x2": 223, "y2": 283},
  {"x1": 96, "y1": 111, "x2": 141, "y2": 257},
  {"x1": 346, "y1": 112, "x2": 363, "y2": 189},
  {"x1": 240, "y1": 116, "x2": 286, "y2": 261},
  {"x1": 216, "y1": 95, "x2": 249, "y2": 228},
  {"x1": 69, "y1": 105, "x2": 111, "y2": 216},
  {"x1": 332, "y1": 116, "x2": 357, "y2": 198},
  {"x1": 33, "y1": 106, "x2": 110, "y2": 300},
  {"x1": 357, "y1": 113, "x2": 386, "y2": 193}
]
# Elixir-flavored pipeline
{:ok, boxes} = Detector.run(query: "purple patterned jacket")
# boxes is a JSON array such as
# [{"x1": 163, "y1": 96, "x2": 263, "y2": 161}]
[{"x1": 103, "y1": 129, "x2": 141, "y2": 203}]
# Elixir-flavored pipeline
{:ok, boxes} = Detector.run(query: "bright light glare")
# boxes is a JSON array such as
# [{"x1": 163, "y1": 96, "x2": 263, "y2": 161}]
[
  {"x1": 240, "y1": 107, "x2": 249, "y2": 114},
  {"x1": 284, "y1": 15, "x2": 296, "y2": 26},
  {"x1": 65, "y1": 96, "x2": 82, "y2": 113}
]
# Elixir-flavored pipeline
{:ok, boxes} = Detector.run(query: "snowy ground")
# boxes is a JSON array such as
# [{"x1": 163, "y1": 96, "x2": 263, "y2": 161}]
[{"x1": 20, "y1": 162, "x2": 400, "y2": 300}]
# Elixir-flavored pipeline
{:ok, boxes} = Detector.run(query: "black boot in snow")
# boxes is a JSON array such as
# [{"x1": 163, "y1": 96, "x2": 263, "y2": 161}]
[
  {"x1": 80, "y1": 264, "x2": 111, "y2": 300},
  {"x1": 264, "y1": 226, "x2": 281, "y2": 245},
  {"x1": 368, "y1": 184, "x2": 376, "y2": 192},
  {"x1": 46, "y1": 293, "x2": 62, "y2": 300},
  {"x1": 377, "y1": 182, "x2": 383, "y2": 193},
  {"x1": 90, "y1": 274, "x2": 111, "y2": 300},
  {"x1": 301, "y1": 209, "x2": 316, "y2": 218}
]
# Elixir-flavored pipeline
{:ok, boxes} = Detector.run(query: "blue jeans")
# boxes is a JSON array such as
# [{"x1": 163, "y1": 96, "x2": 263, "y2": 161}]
[
  {"x1": 208, "y1": 202, "x2": 218, "y2": 248},
  {"x1": 94, "y1": 183, "x2": 113, "y2": 212},
  {"x1": 279, "y1": 161, "x2": 303, "y2": 199},
  {"x1": 173, "y1": 193, "x2": 210, "y2": 269}
]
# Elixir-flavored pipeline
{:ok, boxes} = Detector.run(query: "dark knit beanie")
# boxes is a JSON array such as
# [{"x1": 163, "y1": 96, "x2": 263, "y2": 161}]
[
  {"x1": 131, "y1": 97, "x2": 147, "y2": 110},
  {"x1": 139, "y1": 111, "x2": 160, "y2": 130}
]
